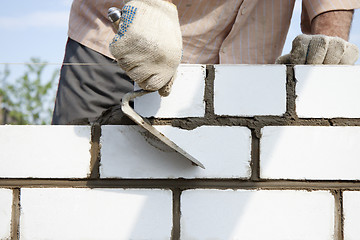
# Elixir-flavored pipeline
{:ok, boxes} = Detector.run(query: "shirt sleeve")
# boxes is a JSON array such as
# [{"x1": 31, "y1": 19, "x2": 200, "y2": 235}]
[{"x1": 302, "y1": 0, "x2": 360, "y2": 23}]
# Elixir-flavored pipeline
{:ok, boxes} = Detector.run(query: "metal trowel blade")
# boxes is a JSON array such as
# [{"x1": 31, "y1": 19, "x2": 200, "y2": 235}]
[{"x1": 121, "y1": 90, "x2": 205, "y2": 169}]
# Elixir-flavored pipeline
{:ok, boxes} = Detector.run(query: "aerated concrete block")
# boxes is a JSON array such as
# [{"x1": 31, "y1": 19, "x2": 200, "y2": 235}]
[
  {"x1": 295, "y1": 65, "x2": 360, "y2": 118},
  {"x1": 0, "y1": 189, "x2": 12, "y2": 239},
  {"x1": 100, "y1": 125, "x2": 252, "y2": 179},
  {"x1": 20, "y1": 188, "x2": 172, "y2": 240},
  {"x1": 0, "y1": 126, "x2": 91, "y2": 178},
  {"x1": 343, "y1": 191, "x2": 360, "y2": 240},
  {"x1": 134, "y1": 64, "x2": 206, "y2": 118},
  {"x1": 181, "y1": 189, "x2": 334, "y2": 239},
  {"x1": 261, "y1": 126, "x2": 360, "y2": 180},
  {"x1": 214, "y1": 65, "x2": 287, "y2": 116}
]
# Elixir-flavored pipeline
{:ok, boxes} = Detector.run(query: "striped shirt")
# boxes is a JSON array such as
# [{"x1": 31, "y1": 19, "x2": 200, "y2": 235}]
[{"x1": 68, "y1": 0, "x2": 360, "y2": 64}]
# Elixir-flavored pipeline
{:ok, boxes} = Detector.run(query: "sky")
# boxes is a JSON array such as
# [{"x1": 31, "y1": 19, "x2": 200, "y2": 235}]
[
  {"x1": 0, "y1": 0, "x2": 72, "y2": 88},
  {"x1": 0, "y1": 0, "x2": 359, "y2": 84},
  {"x1": 0, "y1": 0, "x2": 72, "y2": 64}
]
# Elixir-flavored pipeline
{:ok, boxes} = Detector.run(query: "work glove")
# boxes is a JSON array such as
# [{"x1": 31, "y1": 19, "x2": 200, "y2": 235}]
[
  {"x1": 276, "y1": 34, "x2": 359, "y2": 65},
  {"x1": 109, "y1": 0, "x2": 182, "y2": 97}
]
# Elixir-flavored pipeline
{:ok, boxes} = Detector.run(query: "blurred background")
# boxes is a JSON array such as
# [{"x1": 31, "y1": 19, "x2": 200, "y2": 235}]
[{"x1": 0, "y1": 0, "x2": 359, "y2": 124}]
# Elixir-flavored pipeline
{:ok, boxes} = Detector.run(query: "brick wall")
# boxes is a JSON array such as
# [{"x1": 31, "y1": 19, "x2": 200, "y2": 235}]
[{"x1": 1, "y1": 64, "x2": 360, "y2": 239}]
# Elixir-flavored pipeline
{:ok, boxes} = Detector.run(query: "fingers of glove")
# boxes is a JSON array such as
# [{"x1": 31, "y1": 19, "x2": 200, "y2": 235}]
[
  {"x1": 275, "y1": 54, "x2": 291, "y2": 64},
  {"x1": 289, "y1": 34, "x2": 312, "y2": 64},
  {"x1": 158, "y1": 74, "x2": 176, "y2": 97},
  {"x1": 340, "y1": 42, "x2": 359, "y2": 65},
  {"x1": 323, "y1": 37, "x2": 346, "y2": 64},
  {"x1": 305, "y1": 35, "x2": 329, "y2": 64},
  {"x1": 281, "y1": 34, "x2": 359, "y2": 65},
  {"x1": 123, "y1": 64, "x2": 154, "y2": 85},
  {"x1": 109, "y1": 0, "x2": 182, "y2": 94},
  {"x1": 136, "y1": 72, "x2": 172, "y2": 92}
]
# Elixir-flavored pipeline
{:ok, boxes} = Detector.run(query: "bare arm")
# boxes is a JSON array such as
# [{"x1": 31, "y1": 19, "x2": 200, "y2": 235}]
[
  {"x1": 278, "y1": 7, "x2": 358, "y2": 64},
  {"x1": 311, "y1": 10, "x2": 354, "y2": 40},
  {"x1": 302, "y1": 7, "x2": 354, "y2": 40}
]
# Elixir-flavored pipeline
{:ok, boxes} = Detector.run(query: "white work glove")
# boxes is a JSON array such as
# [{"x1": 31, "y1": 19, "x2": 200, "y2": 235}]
[
  {"x1": 276, "y1": 34, "x2": 359, "y2": 65},
  {"x1": 109, "y1": 0, "x2": 182, "y2": 97}
]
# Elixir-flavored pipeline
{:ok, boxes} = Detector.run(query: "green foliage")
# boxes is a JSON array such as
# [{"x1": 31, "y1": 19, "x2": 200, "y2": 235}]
[{"x1": 0, "y1": 58, "x2": 59, "y2": 125}]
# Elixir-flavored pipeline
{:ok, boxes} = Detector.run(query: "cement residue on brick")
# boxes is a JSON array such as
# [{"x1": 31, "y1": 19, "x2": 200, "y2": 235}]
[
  {"x1": 286, "y1": 65, "x2": 298, "y2": 119},
  {"x1": 204, "y1": 65, "x2": 215, "y2": 117}
]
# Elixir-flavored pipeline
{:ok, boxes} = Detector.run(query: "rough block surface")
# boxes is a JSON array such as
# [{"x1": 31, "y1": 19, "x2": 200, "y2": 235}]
[
  {"x1": 214, "y1": 65, "x2": 286, "y2": 116},
  {"x1": 100, "y1": 125, "x2": 252, "y2": 179},
  {"x1": 134, "y1": 64, "x2": 206, "y2": 118},
  {"x1": 0, "y1": 189, "x2": 12, "y2": 239},
  {"x1": 181, "y1": 189, "x2": 334, "y2": 240},
  {"x1": 20, "y1": 188, "x2": 172, "y2": 240},
  {"x1": 295, "y1": 65, "x2": 360, "y2": 118},
  {"x1": 0, "y1": 126, "x2": 91, "y2": 178},
  {"x1": 260, "y1": 126, "x2": 360, "y2": 180}
]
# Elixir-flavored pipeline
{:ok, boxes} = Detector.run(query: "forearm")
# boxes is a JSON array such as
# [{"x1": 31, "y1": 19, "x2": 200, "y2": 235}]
[
  {"x1": 311, "y1": 10, "x2": 354, "y2": 41},
  {"x1": 279, "y1": 7, "x2": 358, "y2": 65}
]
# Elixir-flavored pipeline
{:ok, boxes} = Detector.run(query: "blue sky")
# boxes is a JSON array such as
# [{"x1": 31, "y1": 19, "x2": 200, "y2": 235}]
[
  {"x1": 0, "y1": 0, "x2": 359, "y2": 83},
  {"x1": 0, "y1": 0, "x2": 72, "y2": 88}
]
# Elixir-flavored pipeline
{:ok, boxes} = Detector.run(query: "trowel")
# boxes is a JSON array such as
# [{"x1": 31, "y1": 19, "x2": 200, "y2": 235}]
[{"x1": 108, "y1": 7, "x2": 205, "y2": 169}]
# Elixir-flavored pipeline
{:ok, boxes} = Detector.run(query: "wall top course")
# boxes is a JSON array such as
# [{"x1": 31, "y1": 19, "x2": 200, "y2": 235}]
[
  {"x1": 213, "y1": 65, "x2": 287, "y2": 117},
  {"x1": 295, "y1": 65, "x2": 360, "y2": 118},
  {"x1": 134, "y1": 64, "x2": 206, "y2": 118}
]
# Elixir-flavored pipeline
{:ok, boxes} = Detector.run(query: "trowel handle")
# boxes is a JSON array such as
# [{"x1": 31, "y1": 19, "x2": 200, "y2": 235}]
[
  {"x1": 122, "y1": 90, "x2": 152, "y2": 104},
  {"x1": 108, "y1": 7, "x2": 122, "y2": 31}
]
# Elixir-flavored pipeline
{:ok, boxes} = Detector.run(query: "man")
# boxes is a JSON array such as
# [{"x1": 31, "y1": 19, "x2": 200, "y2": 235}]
[{"x1": 52, "y1": 0, "x2": 360, "y2": 124}]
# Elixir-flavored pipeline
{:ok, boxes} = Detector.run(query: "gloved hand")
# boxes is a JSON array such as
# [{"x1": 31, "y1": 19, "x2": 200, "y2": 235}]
[
  {"x1": 109, "y1": 0, "x2": 182, "y2": 97},
  {"x1": 276, "y1": 34, "x2": 359, "y2": 65}
]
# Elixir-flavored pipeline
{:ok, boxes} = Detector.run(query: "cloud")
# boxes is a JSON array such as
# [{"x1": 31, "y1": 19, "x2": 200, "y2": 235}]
[{"x1": 0, "y1": 10, "x2": 69, "y2": 29}]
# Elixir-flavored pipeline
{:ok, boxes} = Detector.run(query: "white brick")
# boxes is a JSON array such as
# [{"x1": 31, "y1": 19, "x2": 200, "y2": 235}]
[
  {"x1": 343, "y1": 191, "x2": 360, "y2": 240},
  {"x1": 181, "y1": 189, "x2": 334, "y2": 240},
  {"x1": 134, "y1": 64, "x2": 206, "y2": 118},
  {"x1": 100, "y1": 125, "x2": 251, "y2": 179},
  {"x1": 0, "y1": 189, "x2": 12, "y2": 239},
  {"x1": 214, "y1": 65, "x2": 286, "y2": 116},
  {"x1": 295, "y1": 65, "x2": 360, "y2": 118},
  {"x1": 261, "y1": 126, "x2": 360, "y2": 180},
  {"x1": 20, "y1": 188, "x2": 172, "y2": 240},
  {"x1": 0, "y1": 126, "x2": 91, "y2": 178}
]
